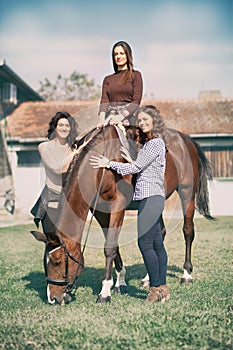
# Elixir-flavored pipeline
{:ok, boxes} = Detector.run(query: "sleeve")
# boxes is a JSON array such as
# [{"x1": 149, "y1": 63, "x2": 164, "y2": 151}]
[
  {"x1": 99, "y1": 76, "x2": 109, "y2": 114},
  {"x1": 110, "y1": 138, "x2": 164, "y2": 175},
  {"x1": 125, "y1": 71, "x2": 143, "y2": 115},
  {"x1": 38, "y1": 142, "x2": 73, "y2": 175}
]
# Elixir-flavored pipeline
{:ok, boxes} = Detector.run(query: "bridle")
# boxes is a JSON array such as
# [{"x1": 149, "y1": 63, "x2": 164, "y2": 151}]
[
  {"x1": 45, "y1": 232, "x2": 84, "y2": 294},
  {"x1": 45, "y1": 127, "x2": 107, "y2": 296}
]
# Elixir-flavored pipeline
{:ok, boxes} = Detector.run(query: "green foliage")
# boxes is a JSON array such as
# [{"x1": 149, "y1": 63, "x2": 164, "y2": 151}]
[
  {"x1": 37, "y1": 71, "x2": 101, "y2": 101},
  {"x1": 0, "y1": 217, "x2": 232, "y2": 349}
]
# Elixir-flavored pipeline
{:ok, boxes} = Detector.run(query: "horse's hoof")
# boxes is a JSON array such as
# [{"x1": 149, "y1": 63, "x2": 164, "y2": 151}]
[
  {"x1": 141, "y1": 280, "x2": 150, "y2": 288},
  {"x1": 180, "y1": 278, "x2": 193, "y2": 284},
  {"x1": 114, "y1": 285, "x2": 127, "y2": 295},
  {"x1": 96, "y1": 295, "x2": 111, "y2": 303}
]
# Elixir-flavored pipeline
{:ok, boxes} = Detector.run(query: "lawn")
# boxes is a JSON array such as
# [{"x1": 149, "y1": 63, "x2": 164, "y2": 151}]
[{"x1": 0, "y1": 216, "x2": 232, "y2": 349}]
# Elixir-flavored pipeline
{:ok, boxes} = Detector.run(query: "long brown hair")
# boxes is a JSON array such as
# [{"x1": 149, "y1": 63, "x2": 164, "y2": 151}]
[
  {"x1": 135, "y1": 105, "x2": 168, "y2": 146},
  {"x1": 112, "y1": 41, "x2": 133, "y2": 84}
]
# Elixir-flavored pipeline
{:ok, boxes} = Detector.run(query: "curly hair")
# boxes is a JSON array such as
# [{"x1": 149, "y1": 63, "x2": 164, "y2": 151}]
[
  {"x1": 46, "y1": 111, "x2": 78, "y2": 147},
  {"x1": 135, "y1": 105, "x2": 168, "y2": 146}
]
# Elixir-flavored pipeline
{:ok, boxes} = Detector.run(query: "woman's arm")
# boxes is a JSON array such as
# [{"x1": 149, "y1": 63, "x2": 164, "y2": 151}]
[
  {"x1": 99, "y1": 76, "x2": 109, "y2": 114},
  {"x1": 110, "y1": 138, "x2": 165, "y2": 175},
  {"x1": 90, "y1": 138, "x2": 165, "y2": 176}
]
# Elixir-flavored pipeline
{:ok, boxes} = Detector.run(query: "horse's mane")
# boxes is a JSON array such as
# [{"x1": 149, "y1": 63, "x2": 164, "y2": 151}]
[
  {"x1": 63, "y1": 126, "x2": 120, "y2": 193},
  {"x1": 73, "y1": 128, "x2": 96, "y2": 149},
  {"x1": 63, "y1": 128, "x2": 102, "y2": 189}
]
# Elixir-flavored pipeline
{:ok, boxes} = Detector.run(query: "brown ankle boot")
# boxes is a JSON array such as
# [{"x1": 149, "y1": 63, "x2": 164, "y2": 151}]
[
  {"x1": 159, "y1": 284, "x2": 171, "y2": 303},
  {"x1": 146, "y1": 287, "x2": 162, "y2": 303}
]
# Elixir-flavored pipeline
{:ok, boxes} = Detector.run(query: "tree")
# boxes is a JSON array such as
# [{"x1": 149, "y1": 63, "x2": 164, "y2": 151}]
[{"x1": 37, "y1": 71, "x2": 101, "y2": 101}]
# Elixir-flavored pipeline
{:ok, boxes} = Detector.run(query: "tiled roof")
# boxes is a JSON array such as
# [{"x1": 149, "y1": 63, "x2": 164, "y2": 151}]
[
  {"x1": 146, "y1": 98, "x2": 233, "y2": 134},
  {"x1": 4, "y1": 100, "x2": 98, "y2": 140},
  {"x1": 4, "y1": 98, "x2": 233, "y2": 140}
]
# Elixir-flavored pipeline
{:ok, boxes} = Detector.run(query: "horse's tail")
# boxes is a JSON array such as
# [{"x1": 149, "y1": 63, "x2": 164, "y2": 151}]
[{"x1": 192, "y1": 139, "x2": 215, "y2": 220}]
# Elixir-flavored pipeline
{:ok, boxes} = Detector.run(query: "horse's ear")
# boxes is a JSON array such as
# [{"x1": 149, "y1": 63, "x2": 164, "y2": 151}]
[{"x1": 30, "y1": 230, "x2": 47, "y2": 243}]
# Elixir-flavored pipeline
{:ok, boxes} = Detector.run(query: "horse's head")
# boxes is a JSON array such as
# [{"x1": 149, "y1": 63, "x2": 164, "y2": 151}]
[{"x1": 31, "y1": 230, "x2": 84, "y2": 305}]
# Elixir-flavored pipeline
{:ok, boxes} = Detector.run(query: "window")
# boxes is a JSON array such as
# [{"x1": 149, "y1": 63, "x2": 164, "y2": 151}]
[
  {"x1": 2, "y1": 83, "x2": 17, "y2": 104},
  {"x1": 17, "y1": 150, "x2": 41, "y2": 167}
]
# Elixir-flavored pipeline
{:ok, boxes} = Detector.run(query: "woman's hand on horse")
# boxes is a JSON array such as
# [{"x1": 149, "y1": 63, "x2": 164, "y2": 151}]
[
  {"x1": 89, "y1": 155, "x2": 110, "y2": 168},
  {"x1": 105, "y1": 114, "x2": 124, "y2": 125},
  {"x1": 120, "y1": 146, "x2": 133, "y2": 163}
]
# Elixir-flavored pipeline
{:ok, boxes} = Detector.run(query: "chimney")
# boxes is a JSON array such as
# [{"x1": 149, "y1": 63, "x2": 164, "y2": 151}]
[{"x1": 198, "y1": 90, "x2": 222, "y2": 100}]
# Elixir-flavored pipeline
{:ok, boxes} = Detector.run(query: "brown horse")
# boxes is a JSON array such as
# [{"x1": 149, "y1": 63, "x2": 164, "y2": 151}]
[{"x1": 31, "y1": 125, "x2": 213, "y2": 304}]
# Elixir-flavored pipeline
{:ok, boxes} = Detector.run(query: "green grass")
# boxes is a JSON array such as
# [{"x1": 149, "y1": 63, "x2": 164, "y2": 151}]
[{"x1": 0, "y1": 217, "x2": 232, "y2": 349}]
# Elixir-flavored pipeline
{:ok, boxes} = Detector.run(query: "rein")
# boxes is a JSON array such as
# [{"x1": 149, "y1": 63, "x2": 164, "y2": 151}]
[{"x1": 46, "y1": 127, "x2": 108, "y2": 295}]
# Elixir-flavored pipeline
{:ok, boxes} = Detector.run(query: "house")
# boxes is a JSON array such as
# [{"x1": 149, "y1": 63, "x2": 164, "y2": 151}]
[
  {"x1": 3, "y1": 96, "x2": 233, "y2": 218},
  {"x1": 145, "y1": 97, "x2": 233, "y2": 178},
  {"x1": 0, "y1": 60, "x2": 43, "y2": 222},
  {"x1": 0, "y1": 59, "x2": 43, "y2": 119}
]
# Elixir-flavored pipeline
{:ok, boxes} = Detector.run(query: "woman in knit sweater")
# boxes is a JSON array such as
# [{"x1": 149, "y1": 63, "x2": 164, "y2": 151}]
[{"x1": 98, "y1": 41, "x2": 143, "y2": 127}]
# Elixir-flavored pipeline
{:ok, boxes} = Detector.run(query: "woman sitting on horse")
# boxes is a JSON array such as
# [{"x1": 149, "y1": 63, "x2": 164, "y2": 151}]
[{"x1": 97, "y1": 40, "x2": 143, "y2": 128}]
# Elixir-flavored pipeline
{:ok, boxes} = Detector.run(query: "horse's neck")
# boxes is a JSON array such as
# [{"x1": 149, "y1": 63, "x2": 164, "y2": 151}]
[
  {"x1": 57, "y1": 179, "x2": 93, "y2": 243},
  {"x1": 58, "y1": 126, "x2": 120, "y2": 241}
]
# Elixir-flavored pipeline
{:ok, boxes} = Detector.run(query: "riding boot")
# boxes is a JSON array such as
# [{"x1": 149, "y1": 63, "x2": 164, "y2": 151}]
[
  {"x1": 159, "y1": 284, "x2": 171, "y2": 303},
  {"x1": 146, "y1": 286, "x2": 162, "y2": 303}
]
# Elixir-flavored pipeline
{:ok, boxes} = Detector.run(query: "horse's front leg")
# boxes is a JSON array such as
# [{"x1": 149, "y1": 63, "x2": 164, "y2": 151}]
[
  {"x1": 92, "y1": 209, "x2": 114, "y2": 303},
  {"x1": 114, "y1": 247, "x2": 127, "y2": 294},
  {"x1": 96, "y1": 208, "x2": 126, "y2": 303},
  {"x1": 97, "y1": 244, "x2": 121, "y2": 303},
  {"x1": 96, "y1": 244, "x2": 115, "y2": 303}
]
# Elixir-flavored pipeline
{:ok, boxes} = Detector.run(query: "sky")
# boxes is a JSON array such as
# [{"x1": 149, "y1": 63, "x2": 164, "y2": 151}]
[{"x1": 0, "y1": 0, "x2": 232, "y2": 99}]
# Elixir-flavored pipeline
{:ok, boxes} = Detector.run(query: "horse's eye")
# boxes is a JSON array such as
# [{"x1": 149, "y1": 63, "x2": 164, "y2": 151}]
[
  {"x1": 50, "y1": 256, "x2": 61, "y2": 266},
  {"x1": 49, "y1": 250, "x2": 62, "y2": 266}
]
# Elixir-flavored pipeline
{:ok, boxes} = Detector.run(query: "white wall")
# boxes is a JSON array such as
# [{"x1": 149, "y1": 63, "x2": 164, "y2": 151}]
[
  {"x1": 162, "y1": 179, "x2": 233, "y2": 222},
  {"x1": 13, "y1": 166, "x2": 45, "y2": 216},
  {"x1": 8, "y1": 165, "x2": 233, "y2": 220},
  {"x1": 208, "y1": 179, "x2": 233, "y2": 216}
]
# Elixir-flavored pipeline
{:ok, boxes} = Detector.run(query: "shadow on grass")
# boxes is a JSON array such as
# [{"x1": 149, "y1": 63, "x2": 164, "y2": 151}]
[
  {"x1": 22, "y1": 263, "x2": 182, "y2": 302},
  {"x1": 22, "y1": 271, "x2": 47, "y2": 302},
  {"x1": 167, "y1": 264, "x2": 183, "y2": 279}
]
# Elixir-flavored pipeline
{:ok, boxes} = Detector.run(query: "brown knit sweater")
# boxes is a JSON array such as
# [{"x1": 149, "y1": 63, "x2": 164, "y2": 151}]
[{"x1": 99, "y1": 70, "x2": 143, "y2": 115}]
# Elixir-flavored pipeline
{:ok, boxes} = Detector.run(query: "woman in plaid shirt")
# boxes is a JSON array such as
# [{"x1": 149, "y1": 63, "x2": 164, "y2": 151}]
[{"x1": 90, "y1": 105, "x2": 170, "y2": 303}]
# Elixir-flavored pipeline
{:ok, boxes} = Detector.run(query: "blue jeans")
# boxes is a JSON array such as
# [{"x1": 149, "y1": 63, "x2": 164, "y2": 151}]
[{"x1": 137, "y1": 195, "x2": 167, "y2": 287}]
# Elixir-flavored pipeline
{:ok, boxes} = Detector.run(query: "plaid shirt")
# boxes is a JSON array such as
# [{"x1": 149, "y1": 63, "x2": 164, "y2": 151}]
[{"x1": 110, "y1": 137, "x2": 166, "y2": 200}]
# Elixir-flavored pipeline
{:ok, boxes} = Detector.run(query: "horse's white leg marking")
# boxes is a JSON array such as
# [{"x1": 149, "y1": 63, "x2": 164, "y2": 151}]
[
  {"x1": 99, "y1": 279, "x2": 113, "y2": 298},
  {"x1": 182, "y1": 268, "x2": 193, "y2": 281},
  {"x1": 141, "y1": 273, "x2": 150, "y2": 287},
  {"x1": 115, "y1": 266, "x2": 127, "y2": 288},
  {"x1": 141, "y1": 273, "x2": 149, "y2": 283}
]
